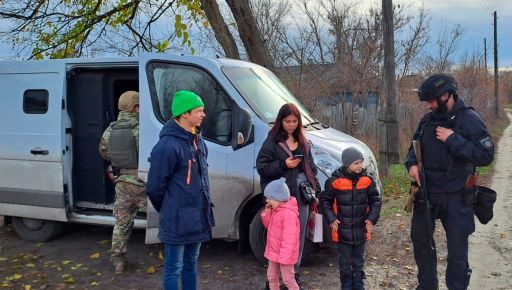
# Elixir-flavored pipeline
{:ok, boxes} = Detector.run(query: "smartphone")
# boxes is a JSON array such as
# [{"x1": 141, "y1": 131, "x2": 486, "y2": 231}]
[{"x1": 292, "y1": 154, "x2": 304, "y2": 159}]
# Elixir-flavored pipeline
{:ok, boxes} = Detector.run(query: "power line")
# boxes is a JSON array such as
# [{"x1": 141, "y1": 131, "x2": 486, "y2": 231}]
[
  {"x1": 480, "y1": 0, "x2": 492, "y2": 12},
  {"x1": 473, "y1": 0, "x2": 492, "y2": 14}
]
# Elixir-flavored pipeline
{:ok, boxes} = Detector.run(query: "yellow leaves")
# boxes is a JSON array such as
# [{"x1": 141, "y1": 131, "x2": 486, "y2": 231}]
[
  {"x1": 158, "y1": 251, "x2": 164, "y2": 260},
  {"x1": 26, "y1": 263, "x2": 35, "y2": 268},
  {"x1": 0, "y1": 257, "x2": 7, "y2": 262},
  {"x1": 89, "y1": 253, "x2": 100, "y2": 259},
  {"x1": 91, "y1": 281, "x2": 100, "y2": 286},
  {"x1": 24, "y1": 285, "x2": 32, "y2": 290},
  {"x1": 146, "y1": 266, "x2": 156, "y2": 274},
  {"x1": 6, "y1": 273, "x2": 22, "y2": 281},
  {"x1": 62, "y1": 274, "x2": 75, "y2": 284},
  {"x1": 156, "y1": 41, "x2": 170, "y2": 53},
  {"x1": 62, "y1": 260, "x2": 73, "y2": 265}
]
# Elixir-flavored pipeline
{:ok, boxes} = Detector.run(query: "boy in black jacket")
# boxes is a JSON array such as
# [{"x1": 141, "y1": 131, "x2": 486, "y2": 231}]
[{"x1": 321, "y1": 147, "x2": 382, "y2": 290}]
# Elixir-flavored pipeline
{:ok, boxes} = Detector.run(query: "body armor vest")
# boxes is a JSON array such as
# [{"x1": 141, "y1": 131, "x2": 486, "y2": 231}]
[
  {"x1": 107, "y1": 120, "x2": 138, "y2": 169},
  {"x1": 419, "y1": 107, "x2": 474, "y2": 193}
]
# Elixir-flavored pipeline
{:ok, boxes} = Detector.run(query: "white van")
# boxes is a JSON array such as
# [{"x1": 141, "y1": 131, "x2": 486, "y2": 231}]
[{"x1": 0, "y1": 53, "x2": 381, "y2": 262}]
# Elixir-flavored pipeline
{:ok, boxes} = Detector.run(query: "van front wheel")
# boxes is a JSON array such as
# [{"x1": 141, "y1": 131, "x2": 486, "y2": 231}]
[
  {"x1": 249, "y1": 208, "x2": 313, "y2": 266},
  {"x1": 11, "y1": 217, "x2": 64, "y2": 242}
]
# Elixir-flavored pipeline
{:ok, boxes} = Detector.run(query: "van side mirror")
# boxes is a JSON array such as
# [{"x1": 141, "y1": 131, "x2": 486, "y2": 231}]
[{"x1": 231, "y1": 107, "x2": 253, "y2": 150}]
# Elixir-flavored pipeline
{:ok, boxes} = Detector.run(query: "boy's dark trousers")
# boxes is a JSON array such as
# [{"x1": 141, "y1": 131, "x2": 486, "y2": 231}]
[{"x1": 338, "y1": 242, "x2": 365, "y2": 290}]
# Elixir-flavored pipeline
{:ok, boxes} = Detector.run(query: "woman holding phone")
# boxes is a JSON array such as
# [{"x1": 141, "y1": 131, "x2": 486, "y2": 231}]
[{"x1": 256, "y1": 103, "x2": 319, "y2": 288}]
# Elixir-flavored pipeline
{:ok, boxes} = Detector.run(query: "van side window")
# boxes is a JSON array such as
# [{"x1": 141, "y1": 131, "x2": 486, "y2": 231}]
[
  {"x1": 147, "y1": 63, "x2": 232, "y2": 145},
  {"x1": 23, "y1": 90, "x2": 49, "y2": 114}
]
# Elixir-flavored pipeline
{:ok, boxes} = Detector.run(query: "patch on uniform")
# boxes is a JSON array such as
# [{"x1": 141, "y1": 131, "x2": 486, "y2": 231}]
[{"x1": 479, "y1": 136, "x2": 494, "y2": 151}]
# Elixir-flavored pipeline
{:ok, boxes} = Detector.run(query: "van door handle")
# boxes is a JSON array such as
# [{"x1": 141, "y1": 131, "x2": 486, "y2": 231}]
[{"x1": 31, "y1": 148, "x2": 49, "y2": 155}]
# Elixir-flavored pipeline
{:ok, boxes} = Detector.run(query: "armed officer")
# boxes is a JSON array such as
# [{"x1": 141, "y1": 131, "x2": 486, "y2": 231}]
[
  {"x1": 99, "y1": 91, "x2": 146, "y2": 275},
  {"x1": 405, "y1": 74, "x2": 494, "y2": 290}
]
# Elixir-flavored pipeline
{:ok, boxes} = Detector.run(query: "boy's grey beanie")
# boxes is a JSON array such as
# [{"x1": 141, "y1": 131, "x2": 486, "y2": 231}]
[
  {"x1": 264, "y1": 177, "x2": 290, "y2": 202},
  {"x1": 342, "y1": 147, "x2": 364, "y2": 166}
]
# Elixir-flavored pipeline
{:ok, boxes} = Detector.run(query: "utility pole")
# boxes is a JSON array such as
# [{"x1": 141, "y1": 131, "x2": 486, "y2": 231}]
[
  {"x1": 484, "y1": 38, "x2": 487, "y2": 72},
  {"x1": 378, "y1": 0, "x2": 400, "y2": 176},
  {"x1": 493, "y1": 11, "x2": 499, "y2": 117}
]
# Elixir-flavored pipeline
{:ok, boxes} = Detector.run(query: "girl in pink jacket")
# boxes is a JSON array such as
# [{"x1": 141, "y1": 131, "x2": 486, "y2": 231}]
[{"x1": 260, "y1": 178, "x2": 300, "y2": 290}]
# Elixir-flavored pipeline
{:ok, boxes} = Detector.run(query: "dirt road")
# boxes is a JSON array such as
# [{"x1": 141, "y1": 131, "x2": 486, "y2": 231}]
[
  {"x1": 469, "y1": 110, "x2": 512, "y2": 290},
  {"x1": 1, "y1": 114, "x2": 510, "y2": 289}
]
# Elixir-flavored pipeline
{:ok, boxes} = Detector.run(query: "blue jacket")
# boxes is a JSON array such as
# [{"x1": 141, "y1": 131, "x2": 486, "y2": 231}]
[
  {"x1": 146, "y1": 120, "x2": 214, "y2": 244},
  {"x1": 405, "y1": 98, "x2": 494, "y2": 194}
]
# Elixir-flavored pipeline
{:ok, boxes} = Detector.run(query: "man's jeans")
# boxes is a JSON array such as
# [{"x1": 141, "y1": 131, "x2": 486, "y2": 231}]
[{"x1": 163, "y1": 243, "x2": 201, "y2": 290}]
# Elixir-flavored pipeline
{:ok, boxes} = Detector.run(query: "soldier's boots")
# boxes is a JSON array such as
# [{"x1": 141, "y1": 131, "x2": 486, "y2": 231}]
[{"x1": 114, "y1": 261, "x2": 125, "y2": 275}]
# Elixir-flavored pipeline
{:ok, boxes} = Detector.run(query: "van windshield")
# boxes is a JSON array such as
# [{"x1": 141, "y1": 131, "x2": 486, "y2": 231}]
[{"x1": 222, "y1": 66, "x2": 315, "y2": 125}]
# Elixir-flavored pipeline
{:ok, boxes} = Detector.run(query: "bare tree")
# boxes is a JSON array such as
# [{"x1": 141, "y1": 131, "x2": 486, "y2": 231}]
[
  {"x1": 395, "y1": 5, "x2": 430, "y2": 77},
  {"x1": 421, "y1": 24, "x2": 464, "y2": 74},
  {"x1": 201, "y1": 0, "x2": 240, "y2": 59},
  {"x1": 225, "y1": 0, "x2": 274, "y2": 69}
]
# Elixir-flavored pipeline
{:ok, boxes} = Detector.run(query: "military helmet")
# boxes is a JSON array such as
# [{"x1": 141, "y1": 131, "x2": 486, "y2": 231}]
[
  {"x1": 118, "y1": 91, "x2": 139, "y2": 111},
  {"x1": 415, "y1": 74, "x2": 458, "y2": 101}
]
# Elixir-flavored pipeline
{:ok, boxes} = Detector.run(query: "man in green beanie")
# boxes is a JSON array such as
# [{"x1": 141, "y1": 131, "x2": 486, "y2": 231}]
[{"x1": 146, "y1": 90, "x2": 214, "y2": 290}]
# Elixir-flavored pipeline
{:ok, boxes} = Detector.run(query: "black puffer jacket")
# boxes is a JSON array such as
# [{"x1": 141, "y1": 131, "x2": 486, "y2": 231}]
[
  {"x1": 321, "y1": 167, "x2": 382, "y2": 245},
  {"x1": 256, "y1": 133, "x2": 317, "y2": 197}
]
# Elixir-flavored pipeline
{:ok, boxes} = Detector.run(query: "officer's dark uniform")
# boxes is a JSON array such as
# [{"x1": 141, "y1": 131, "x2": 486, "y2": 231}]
[{"x1": 404, "y1": 74, "x2": 494, "y2": 290}]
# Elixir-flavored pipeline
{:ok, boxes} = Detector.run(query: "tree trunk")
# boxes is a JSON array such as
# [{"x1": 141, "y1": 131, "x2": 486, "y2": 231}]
[
  {"x1": 225, "y1": 0, "x2": 274, "y2": 70},
  {"x1": 379, "y1": 0, "x2": 400, "y2": 176},
  {"x1": 201, "y1": 0, "x2": 240, "y2": 59}
]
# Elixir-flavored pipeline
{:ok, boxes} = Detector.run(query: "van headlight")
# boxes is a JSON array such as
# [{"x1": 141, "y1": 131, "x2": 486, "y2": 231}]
[{"x1": 312, "y1": 148, "x2": 341, "y2": 176}]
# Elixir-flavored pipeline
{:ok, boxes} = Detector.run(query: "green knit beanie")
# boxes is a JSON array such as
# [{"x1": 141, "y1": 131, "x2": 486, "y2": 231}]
[{"x1": 171, "y1": 90, "x2": 205, "y2": 118}]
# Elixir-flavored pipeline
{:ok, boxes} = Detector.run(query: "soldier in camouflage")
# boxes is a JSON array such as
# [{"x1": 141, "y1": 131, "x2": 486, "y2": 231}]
[{"x1": 99, "y1": 91, "x2": 146, "y2": 275}]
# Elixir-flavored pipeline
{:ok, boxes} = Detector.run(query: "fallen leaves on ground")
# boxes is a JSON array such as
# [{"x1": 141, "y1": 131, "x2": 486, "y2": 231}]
[
  {"x1": 146, "y1": 266, "x2": 156, "y2": 274},
  {"x1": 89, "y1": 253, "x2": 100, "y2": 259}
]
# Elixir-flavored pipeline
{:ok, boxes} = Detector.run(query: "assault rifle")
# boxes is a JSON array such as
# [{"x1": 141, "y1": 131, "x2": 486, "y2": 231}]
[{"x1": 413, "y1": 140, "x2": 435, "y2": 253}]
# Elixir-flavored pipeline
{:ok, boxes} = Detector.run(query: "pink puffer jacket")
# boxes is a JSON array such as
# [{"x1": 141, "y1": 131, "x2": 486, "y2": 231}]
[{"x1": 260, "y1": 197, "x2": 300, "y2": 265}]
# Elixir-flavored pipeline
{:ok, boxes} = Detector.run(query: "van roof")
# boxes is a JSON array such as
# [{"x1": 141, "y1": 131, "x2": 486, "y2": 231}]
[{"x1": 0, "y1": 53, "x2": 263, "y2": 72}]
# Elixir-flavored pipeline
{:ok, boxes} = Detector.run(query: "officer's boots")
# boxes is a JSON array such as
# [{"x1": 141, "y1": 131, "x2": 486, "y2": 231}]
[{"x1": 114, "y1": 261, "x2": 125, "y2": 275}]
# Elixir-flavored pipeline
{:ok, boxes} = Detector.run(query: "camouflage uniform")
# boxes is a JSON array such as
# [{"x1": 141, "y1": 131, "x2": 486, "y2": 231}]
[{"x1": 99, "y1": 110, "x2": 146, "y2": 264}]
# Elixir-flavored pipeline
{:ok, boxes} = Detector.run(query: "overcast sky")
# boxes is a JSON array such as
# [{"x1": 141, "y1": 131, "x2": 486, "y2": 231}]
[
  {"x1": 409, "y1": 0, "x2": 511, "y2": 68},
  {"x1": 0, "y1": 0, "x2": 510, "y2": 68}
]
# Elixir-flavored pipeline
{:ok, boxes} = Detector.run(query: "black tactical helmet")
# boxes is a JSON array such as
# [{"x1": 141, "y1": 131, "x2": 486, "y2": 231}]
[{"x1": 416, "y1": 74, "x2": 458, "y2": 101}]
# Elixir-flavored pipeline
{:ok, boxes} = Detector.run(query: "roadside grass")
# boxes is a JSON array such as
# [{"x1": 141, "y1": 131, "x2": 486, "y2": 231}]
[{"x1": 380, "y1": 164, "x2": 410, "y2": 219}]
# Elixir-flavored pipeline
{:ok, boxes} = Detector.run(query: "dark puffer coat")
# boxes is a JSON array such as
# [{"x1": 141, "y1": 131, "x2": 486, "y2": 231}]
[
  {"x1": 321, "y1": 167, "x2": 382, "y2": 245},
  {"x1": 256, "y1": 133, "x2": 317, "y2": 198}
]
